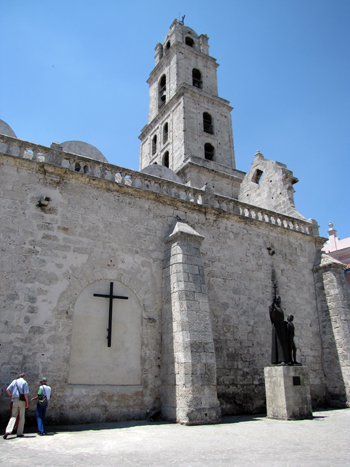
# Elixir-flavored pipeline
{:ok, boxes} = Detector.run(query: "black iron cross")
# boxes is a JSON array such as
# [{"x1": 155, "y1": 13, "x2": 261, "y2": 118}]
[{"x1": 93, "y1": 282, "x2": 128, "y2": 347}]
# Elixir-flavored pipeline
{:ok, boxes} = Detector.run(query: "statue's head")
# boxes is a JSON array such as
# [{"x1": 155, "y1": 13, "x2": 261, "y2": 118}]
[
  {"x1": 276, "y1": 295, "x2": 281, "y2": 304},
  {"x1": 287, "y1": 314, "x2": 294, "y2": 322}
]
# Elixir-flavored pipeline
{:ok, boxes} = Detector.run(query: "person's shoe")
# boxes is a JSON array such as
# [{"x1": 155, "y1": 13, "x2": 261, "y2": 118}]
[
  {"x1": 16, "y1": 435, "x2": 24, "y2": 438},
  {"x1": 3, "y1": 433, "x2": 8, "y2": 439},
  {"x1": 38, "y1": 433, "x2": 44, "y2": 436}
]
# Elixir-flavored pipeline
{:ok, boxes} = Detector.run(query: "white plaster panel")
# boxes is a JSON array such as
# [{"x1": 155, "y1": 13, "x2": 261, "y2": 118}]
[{"x1": 68, "y1": 280, "x2": 141, "y2": 385}]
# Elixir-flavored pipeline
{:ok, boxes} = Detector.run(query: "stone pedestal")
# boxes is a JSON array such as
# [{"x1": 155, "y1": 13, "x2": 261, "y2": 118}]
[{"x1": 264, "y1": 366, "x2": 313, "y2": 420}]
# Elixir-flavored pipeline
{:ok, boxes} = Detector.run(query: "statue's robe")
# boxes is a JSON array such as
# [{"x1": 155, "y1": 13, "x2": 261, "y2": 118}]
[{"x1": 269, "y1": 304, "x2": 289, "y2": 364}]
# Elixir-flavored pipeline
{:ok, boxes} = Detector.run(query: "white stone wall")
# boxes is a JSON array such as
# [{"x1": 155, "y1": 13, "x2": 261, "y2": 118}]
[
  {"x1": 239, "y1": 151, "x2": 306, "y2": 220},
  {"x1": 148, "y1": 55, "x2": 177, "y2": 123},
  {"x1": 184, "y1": 207, "x2": 326, "y2": 413},
  {"x1": 314, "y1": 253, "x2": 350, "y2": 407},
  {"x1": 140, "y1": 98, "x2": 183, "y2": 170},
  {"x1": 0, "y1": 153, "x2": 329, "y2": 425},
  {"x1": 183, "y1": 95, "x2": 234, "y2": 168},
  {"x1": 162, "y1": 221, "x2": 221, "y2": 424},
  {"x1": 0, "y1": 157, "x2": 166, "y2": 424},
  {"x1": 176, "y1": 48, "x2": 218, "y2": 96},
  {"x1": 141, "y1": 92, "x2": 235, "y2": 176},
  {"x1": 171, "y1": 100, "x2": 184, "y2": 170},
  {"x1": 148, "y1": 48, "x2": 218, "y2": 125},
  {"x1": 141, "y1": 20, "x2": 235, "y2": 189}
]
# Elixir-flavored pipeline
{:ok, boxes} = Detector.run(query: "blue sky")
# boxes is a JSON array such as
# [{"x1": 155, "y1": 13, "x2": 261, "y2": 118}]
[{"x1": 1, "y1": 0, "x2": 349, "y2": 240}]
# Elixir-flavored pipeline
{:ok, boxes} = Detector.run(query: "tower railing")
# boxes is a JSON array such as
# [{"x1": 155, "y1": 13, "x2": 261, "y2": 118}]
[{"x1": 0, "y1": 134, "x2": 319, "y2": 237}]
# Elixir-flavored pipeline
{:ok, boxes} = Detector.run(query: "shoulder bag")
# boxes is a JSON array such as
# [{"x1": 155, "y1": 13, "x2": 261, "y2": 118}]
[
  {"x1": 38, "y1": 386, "x2": 48, "y2": 407},
  {"x1": 16, "y1": 381, "x2": 26, "y2": 401}
]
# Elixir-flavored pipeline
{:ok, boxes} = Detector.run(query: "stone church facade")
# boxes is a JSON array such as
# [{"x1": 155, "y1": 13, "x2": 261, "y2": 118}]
[{"x1": 1, "y1": 20, "x2": 350, "y2": 426}]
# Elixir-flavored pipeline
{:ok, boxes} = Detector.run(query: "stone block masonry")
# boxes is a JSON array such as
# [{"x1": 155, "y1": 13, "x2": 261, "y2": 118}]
[
  {"x1": 264, "y1": 366, "x2": 313, "y2": 420},
  {"x1": 0, "y1": 142, "x2": 348, "y2": 425},
  {"x1": 162, "y1": 219, "x2": 221, "y2": 424},
  {"x1": 314, "y1": 251, "x2": 350, "y2": 407}
]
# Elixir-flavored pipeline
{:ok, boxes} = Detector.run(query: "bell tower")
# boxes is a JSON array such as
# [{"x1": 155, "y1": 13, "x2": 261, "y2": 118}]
[{"x1": 139, "y1": 19, "x2": 245, "y2": 198}]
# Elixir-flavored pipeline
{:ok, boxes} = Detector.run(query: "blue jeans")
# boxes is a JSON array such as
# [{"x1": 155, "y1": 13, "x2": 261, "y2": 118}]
[{"x1": 36, "y1": 403, "x2": 47, "y2": 434}]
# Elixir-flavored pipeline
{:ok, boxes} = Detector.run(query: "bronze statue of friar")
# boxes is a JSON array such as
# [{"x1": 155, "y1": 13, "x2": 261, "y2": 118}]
[
  {"x1": 269, "y1": 296, "x2": 301, "y2": 365},
  {"x1": 269, "y1": 295, "x2": 289, "y2": 364}
]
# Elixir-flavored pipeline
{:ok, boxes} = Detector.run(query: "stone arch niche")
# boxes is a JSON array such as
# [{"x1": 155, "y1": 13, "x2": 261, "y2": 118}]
[{"x1": 68, "y1": 280, "x2": 141, "y2": 385}]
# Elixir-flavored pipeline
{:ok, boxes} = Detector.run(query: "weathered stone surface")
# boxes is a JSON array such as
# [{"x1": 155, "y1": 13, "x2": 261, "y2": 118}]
[
  {"x1": 139, "y1": 19, "x2": 244, "y2": 199},
  {"x1": 162, "y1": 220, "x2": 221, "y2": 424},
  {"x1": 60, "y1": 141, "x2": 108, "y2": 163},
  {"x1": 264, "y1": 366, "x2": 313, "y2": 420},
  {"x1": 68, "y1": 280, "x2": 142, "y2": 385},
  {"x1": 239, "y1": 151, "x2": 306, "y2": 220},
  {"x1": 314, "y1": 252, "x2": 350, "y2": 407}
]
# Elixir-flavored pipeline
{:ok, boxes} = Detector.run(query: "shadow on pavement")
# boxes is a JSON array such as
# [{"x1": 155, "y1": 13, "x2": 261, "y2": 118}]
[{"x1": 13, "y1": 407, "x2": 342, "y2": 436}]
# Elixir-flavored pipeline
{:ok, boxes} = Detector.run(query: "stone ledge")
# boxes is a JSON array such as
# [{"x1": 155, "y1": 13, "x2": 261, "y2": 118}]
[{"x1": 0, "y1": 133, "x2": 319, "y2": 238}]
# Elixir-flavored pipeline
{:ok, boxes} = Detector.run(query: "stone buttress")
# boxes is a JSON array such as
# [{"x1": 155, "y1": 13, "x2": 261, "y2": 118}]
[
  {"x1": 161, "y1": 219, "x2": 221, "y2": 424},
  {"x1": 314, "y1": 251, "x2": 350, "y2": 406}
]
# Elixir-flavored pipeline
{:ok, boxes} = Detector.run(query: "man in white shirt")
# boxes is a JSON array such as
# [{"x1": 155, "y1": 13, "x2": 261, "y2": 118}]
[{"x1": 3, "y1": 372, "x2": 29, "y2": 438}]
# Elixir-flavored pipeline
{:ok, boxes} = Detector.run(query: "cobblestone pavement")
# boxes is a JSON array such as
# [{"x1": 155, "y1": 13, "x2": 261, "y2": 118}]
[{"x1": 1, "y1": 409, "x2": 349, "y2": 466}]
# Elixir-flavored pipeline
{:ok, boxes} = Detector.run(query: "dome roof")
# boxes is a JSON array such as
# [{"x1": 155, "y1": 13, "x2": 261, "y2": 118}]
[
  {"x1": 60, "y1": 141, "x2": 108, "y2": 163},
  {"x1": 140, "y1": 164, "x2": 182, "y2": 183},
  {"x1": 0, "y1": 119, "x2": 17, "y2": 138}
]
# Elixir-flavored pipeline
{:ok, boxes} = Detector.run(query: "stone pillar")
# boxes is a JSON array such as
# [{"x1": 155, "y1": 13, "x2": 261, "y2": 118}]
[
  {"x1": 161, "y1": 219, "x2": 221, "y2": 425},
  {"x1": 199, "y1": 34, "x2": 209, "y2": 54},
  {"x1": 264, "y1": 366, "x2": 313, "y2": 420},
  {"x1": 155, "y1": 43, "x2": 163, "y2": 65},
  {"x1": 314, "y1": 252, "x2": 350, "y2": 406}
]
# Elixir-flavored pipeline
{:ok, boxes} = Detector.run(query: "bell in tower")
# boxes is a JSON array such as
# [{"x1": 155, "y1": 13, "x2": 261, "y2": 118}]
[{"x1": 139, "y1": 19, "x2": 245, "y2": 198}]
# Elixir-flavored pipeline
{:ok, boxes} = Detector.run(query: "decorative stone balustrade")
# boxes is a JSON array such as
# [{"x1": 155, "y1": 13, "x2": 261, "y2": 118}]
[{"x1": 0, "y1": 134, "x2": 319, "y2": 236}]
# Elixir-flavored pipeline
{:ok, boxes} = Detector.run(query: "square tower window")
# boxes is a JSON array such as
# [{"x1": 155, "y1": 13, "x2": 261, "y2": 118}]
[
  {"x1": 158, "y1": 75, "x2": 166, "y2": 109},
  {"x1": 203, "y1": 112, "x2": 214, "y2": 134},
  {"x1": 163, "y1": 122, "x2": 168, "y2": 144},
  {"x1": 163, "y1": 151, "x2": 169, "y2": 168},
  {"x1": 152, "y1": 135, "x2": 157, "y2": 155},
  {"x1": 204, "y1": 143, "x2": 214, "y2": 161},
  {"x1": 252, "y1": 169, "x2": 264, "y2": 184},
  {"x1": 185, "y1": 37, "x2": 194, "y2": 47},
  {"x1": 192, "y1": 69, "x2": 202, "y2": 88}
]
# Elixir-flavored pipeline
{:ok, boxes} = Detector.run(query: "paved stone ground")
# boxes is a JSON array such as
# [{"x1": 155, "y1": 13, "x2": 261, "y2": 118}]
[{"x1": 1, "y1": 408, "x2": 349, "y2": 466}]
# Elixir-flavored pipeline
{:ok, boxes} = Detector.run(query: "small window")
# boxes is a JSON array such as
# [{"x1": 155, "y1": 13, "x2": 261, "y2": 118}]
[
  {"x1": 166, "y1": 41, "x2": 171, "y2": 50},
  {"x1": 192, "y1": 69, "x2": 202, "y2": 88},
  {"x1": 204, "y1": 143, "x2": 214, "y2": 161},
  {"x1": 159, "y1": 75, "x2": 166, "y2": 88},
  {"x1": 75, "y1": 162, "x2": 81, "y2": 172},
  {"x1": 163, "y1": 151, "x2": 169, "y2": 168},
  {"x1": 203, "y1": 112, "x2": 213, "y2": 134},
  {"x1": 185, "y1": 37, "x2": 194, "y2": 47},
  {"x1": 159, "y1": 75, "x2": 166, "y2": 108},
  {"x1": 163, "y1": 122, "x2": 168, "y2": 144},
  {"x1": 252, "y1": 169, "x2": 264, "y2": 184},
  {"x1": 152, "y1": 135, "x2": 157, "y2": 155}
]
